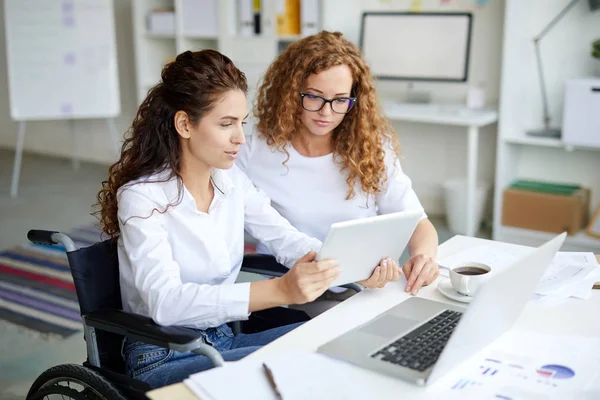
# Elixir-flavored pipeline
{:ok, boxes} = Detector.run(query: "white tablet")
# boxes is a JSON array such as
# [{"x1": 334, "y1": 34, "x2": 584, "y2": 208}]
[{"x1": 317, "y1": 210, "x2": 423, "y2": 287}]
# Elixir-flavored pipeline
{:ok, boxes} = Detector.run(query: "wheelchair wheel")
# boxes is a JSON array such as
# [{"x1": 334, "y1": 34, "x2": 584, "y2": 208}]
[{"x1": 26, "y1": 364, "x2": 127, "y2": 400}]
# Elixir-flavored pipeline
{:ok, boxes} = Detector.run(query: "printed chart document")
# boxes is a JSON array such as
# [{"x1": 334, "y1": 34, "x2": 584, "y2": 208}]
[{"x1": 428, "y1": 330, "x2": 600, "y2": 399}]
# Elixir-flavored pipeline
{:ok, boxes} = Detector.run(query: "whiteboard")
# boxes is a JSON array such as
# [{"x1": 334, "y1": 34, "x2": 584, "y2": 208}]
[
  {"x1": 3, "y1": 0, "x2": 121, "y2": 121},
  {"x1": 360, "y1": 13, "x2": 472, "y2": 82}
]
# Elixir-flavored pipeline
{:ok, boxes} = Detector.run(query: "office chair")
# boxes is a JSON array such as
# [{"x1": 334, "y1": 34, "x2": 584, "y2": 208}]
[{"x1": 25, "y1": 229, "x2": 362, "y2": 399}]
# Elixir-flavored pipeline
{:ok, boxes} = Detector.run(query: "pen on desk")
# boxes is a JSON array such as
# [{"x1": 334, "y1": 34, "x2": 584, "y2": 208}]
[{"x1": 263, "y1": 363, "x2": 283, "y2": 399}]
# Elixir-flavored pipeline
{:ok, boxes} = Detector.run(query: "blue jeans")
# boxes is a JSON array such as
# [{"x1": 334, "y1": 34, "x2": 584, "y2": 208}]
[{"x1": 122, "y1": 322, "x2": 302, "y2": 388}]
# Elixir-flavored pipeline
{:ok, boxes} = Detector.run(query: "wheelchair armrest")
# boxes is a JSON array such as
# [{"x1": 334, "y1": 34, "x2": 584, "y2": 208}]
[
  {"x1": 241, "y1": 253, "x2": 288, "y2": 277},
  {"x1": 84, "y1": 309, "x2": 225, "y2": 366},
  {"x1": 241, "y1": 254, "x2": 363, "y2": 293},
  {"x1": 343, "y1": 282, "x2": 363, "y2": 293},
  {"x1": 84, "y1": 309, "x2": 208, "y2": 353}
]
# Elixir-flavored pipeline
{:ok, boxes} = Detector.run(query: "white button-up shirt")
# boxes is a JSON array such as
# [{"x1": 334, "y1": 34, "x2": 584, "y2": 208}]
[{"x1": 117, "y1": 166, "x2": 321, "y2": 330}]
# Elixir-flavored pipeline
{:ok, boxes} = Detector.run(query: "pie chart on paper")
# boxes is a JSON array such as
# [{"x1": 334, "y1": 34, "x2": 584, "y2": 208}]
[{"x1": 536, "y1": 364, "x2": 575, "y2": 379}]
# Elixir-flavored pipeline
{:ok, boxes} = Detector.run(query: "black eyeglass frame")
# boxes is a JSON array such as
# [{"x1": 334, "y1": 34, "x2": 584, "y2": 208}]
[{"x1": 299, "y1": 92, "x2": 357, "y2": 114}]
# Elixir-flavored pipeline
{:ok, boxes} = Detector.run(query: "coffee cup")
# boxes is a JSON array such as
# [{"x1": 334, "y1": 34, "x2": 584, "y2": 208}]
[{"x1": 449, "y1": 262, "x2": 491, "y2": 296}]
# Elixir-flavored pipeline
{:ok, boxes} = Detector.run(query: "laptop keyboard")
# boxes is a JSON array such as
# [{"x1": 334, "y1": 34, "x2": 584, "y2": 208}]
[{"x1": 370, "y1": 310, "x2": 462, "y2": 372}]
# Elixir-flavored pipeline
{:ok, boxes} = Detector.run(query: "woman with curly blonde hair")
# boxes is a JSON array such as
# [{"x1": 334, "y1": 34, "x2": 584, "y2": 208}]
[{"x1": 238, "y1": 31, "x2": 439, "y2": 315}]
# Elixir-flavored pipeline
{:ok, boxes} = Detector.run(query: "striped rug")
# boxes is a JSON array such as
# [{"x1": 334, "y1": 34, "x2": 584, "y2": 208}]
[
  {"x1": 0, "y1": 226, "x2": 258, "y2": 340},
  {"x1": 0, "y1": 225, "x2": 102, "y2": 339}
]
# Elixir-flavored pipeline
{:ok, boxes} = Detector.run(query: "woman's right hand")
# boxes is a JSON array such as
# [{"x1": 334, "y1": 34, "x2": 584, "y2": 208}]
[{"x1": 277, "y1": 251, "x2": 341, "y2": 305}]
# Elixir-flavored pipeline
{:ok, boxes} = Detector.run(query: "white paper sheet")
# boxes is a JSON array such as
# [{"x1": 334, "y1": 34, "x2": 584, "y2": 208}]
[
  {"x1": 184, "y1": 359, "x2": 278, "y2": 400},
  {"x1": 184, "y1": 351, "x2": 374, "y2": 400},
  {"x1": 429, "y1": 331, "x2": 600, "y2": 399},
  {"x1": 552, "y1": 252, "x2": 598, "y2": 266},
  {"x1": 534, "y1": 264, "x2": 596, "y2": 295},
  {"x1": 530, "y1": 292, "x2": 571, "y2": 307},
  {"x1": 264, "y1": 352, "x2": 373, "y2": 400}
]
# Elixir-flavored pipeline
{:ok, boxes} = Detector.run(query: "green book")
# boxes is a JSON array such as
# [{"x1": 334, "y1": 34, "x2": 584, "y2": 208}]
[{"x1": 509, "y1": 180, "x2": 580, "y2": 196}]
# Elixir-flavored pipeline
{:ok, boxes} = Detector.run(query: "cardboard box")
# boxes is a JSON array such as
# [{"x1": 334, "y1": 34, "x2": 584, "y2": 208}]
[{"x1": 502, "y1": 187, "x2": 590, "y2": 235}]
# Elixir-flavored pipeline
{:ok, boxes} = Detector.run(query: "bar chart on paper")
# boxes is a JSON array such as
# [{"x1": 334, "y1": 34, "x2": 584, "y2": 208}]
[{"x1": 451, "y1": 378, "x2": 482, "y2": 390}]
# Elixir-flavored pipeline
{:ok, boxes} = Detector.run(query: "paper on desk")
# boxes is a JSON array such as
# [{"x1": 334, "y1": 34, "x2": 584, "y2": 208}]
[
  {"x1": 184, "y1": 351, "x2": 374, "y2": 400},
  {"x1": 553, "y1": 252, "x2": 598, "y2": 266},
  {"x1": 534, "y1": 264, "x2": 597, "y2": 295},
  {"x1": 572, "y1": 266, "x2": 600, "y2": 299},
  {"x1": 530, "y1": 266, "x2": 600, "y2": 307},
  {"x1": 530, "y1": 292, "x2": 571, "y2": 307},
  {"x1": 536, "y1": 253, "x2": 598, "y2": 295},
  {"x1": 534, "y1": 253, "x2": 598, "y2": 299},
  {"x1": 263, "y1": 351, "x2": 372, "y2": 400},
  {"x1": 184, "y1": 359, "x2": 278, "y2": 400},
  {"x1": 428, "y1": 330, "x2": 600, "y2": 399}
]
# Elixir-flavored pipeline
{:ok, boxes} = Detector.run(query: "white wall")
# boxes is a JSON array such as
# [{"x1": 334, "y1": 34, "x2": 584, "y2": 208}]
[
  {"x1": 494, "y1": 0, "x2": 600, "y2": 228},
  {"x1": 0, "y1": 0, "x2": 506, "y2": 217},
  {"x1": 360, "y1": 0, "x2": 505, "y2": 216},
  {"x1": 500, "y1": 0, "x2": 600, "y2": 138},
  {"x1": 0, "y1": 0, "x2": 137, "y2": 165}
]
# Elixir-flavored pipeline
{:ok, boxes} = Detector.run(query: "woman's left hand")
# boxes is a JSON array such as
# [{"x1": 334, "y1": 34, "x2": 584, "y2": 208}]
[
  {"x1": 403, "y1": 254, "x2": 440, "y2": 295},
  {"x1": 358, "y1": 257, "x2": 402, "y2": 289}
]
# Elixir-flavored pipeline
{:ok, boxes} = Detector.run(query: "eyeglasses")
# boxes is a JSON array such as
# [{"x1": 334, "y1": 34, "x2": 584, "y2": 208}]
[{"x1": 299, "y1": 92, "x2": 356, "y2": 114}]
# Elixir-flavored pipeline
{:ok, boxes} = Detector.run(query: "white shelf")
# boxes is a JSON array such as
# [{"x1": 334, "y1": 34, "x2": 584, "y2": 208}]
[
  {"x1": 278, "y1": 35, "x2": 302, "y2": 42},
  {"x1": 496, "y1": 225, "x2": 600, "y2": 251},
  {"x1": 183, "y1": 34, "x2": 219, "y2": 40},
  {"x1": 504, "y1": 136, "x2": 563, "y2": 147},
  {"x1": 504, "y1": 136, "x2": 600, "y2": 151},
  {"x1": 382, "y1": 101, "x2": 498, "y2": 127},
  {"x1": 133, "y1": 0, "x2": 361, "y2": 105},
  {"x1": 145, "y1": 31, "x2": 176, "y2": 39}
]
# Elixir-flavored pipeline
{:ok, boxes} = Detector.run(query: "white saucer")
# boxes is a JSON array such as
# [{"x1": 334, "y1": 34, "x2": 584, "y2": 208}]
[{"x1": 437, "y1": 278, "x2": 473, "y2": 303}]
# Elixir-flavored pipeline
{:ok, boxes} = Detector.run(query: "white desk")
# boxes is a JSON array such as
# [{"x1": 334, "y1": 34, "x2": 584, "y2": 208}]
[
  {"x1": 383, "y1": 102, "x2": 499, "y2": 237},
  {"x1": 148, "y1": 236, "x2": 599, "y2": 399}
]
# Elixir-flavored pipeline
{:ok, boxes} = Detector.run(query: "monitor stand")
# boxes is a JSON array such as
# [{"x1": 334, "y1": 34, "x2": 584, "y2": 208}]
[
  {"x1": 526, "y1": 128, "x2": 562, "y2": 139},
  {"x1": 405, "y1": 82, "x2": 432, "y2": 104}
]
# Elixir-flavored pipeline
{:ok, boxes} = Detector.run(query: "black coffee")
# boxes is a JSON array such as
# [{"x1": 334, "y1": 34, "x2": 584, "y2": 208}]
[{"x1": 454, "y1": 266, "x2": 488, "y2": 276}]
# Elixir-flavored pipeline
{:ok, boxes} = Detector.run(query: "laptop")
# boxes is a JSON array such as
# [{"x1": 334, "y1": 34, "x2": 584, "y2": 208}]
[
  {"x1": 317, "y1": 210, "x2": 422, "y2": 287},
  {"x1": 318, "y1": 233, "x2": 566, "y2": 385}
]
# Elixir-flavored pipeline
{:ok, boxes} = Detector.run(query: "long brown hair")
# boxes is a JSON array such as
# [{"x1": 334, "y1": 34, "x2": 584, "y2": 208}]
[
  {"x1": 255, "y1": 31, "x2": 399, "y2": 200},
  {"x1": 96, "y1": 50, "x2": 248, "y2": 238}
]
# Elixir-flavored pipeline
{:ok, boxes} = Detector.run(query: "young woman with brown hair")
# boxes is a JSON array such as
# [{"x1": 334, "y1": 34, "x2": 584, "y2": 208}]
[
  {"x1": 96, "y1": 50, "x2": 340, "y2": 388},
  {"x1": 238, "y1": 31, "x2": 440, "y2": 316}
]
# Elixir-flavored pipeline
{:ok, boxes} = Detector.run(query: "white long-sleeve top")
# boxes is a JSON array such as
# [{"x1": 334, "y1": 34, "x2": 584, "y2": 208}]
[
  {"x1": 117, "y1": 166, "x2": 321, "y2": 330},
  {"x1": 237, "y1": 131, "x2": 427, "y2": 250}
]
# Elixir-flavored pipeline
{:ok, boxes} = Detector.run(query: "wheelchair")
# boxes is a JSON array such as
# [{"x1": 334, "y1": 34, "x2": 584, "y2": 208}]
[{"x1": 25, "y1": 229, "x2": 362, "y2": 399}]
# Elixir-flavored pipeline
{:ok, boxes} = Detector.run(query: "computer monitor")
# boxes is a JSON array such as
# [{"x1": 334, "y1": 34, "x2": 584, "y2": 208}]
[{"x1": 359, "y1": 12, "x2": 473, "y2": 83}]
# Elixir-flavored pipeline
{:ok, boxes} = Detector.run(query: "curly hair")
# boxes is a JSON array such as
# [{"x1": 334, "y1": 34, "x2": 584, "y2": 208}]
[
  {"x1": 254, "y1": 31, "x2": 399, "y2": 200},
  {"x1": 95, "y1": 50, "x2": 247, "y2": 238}
]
